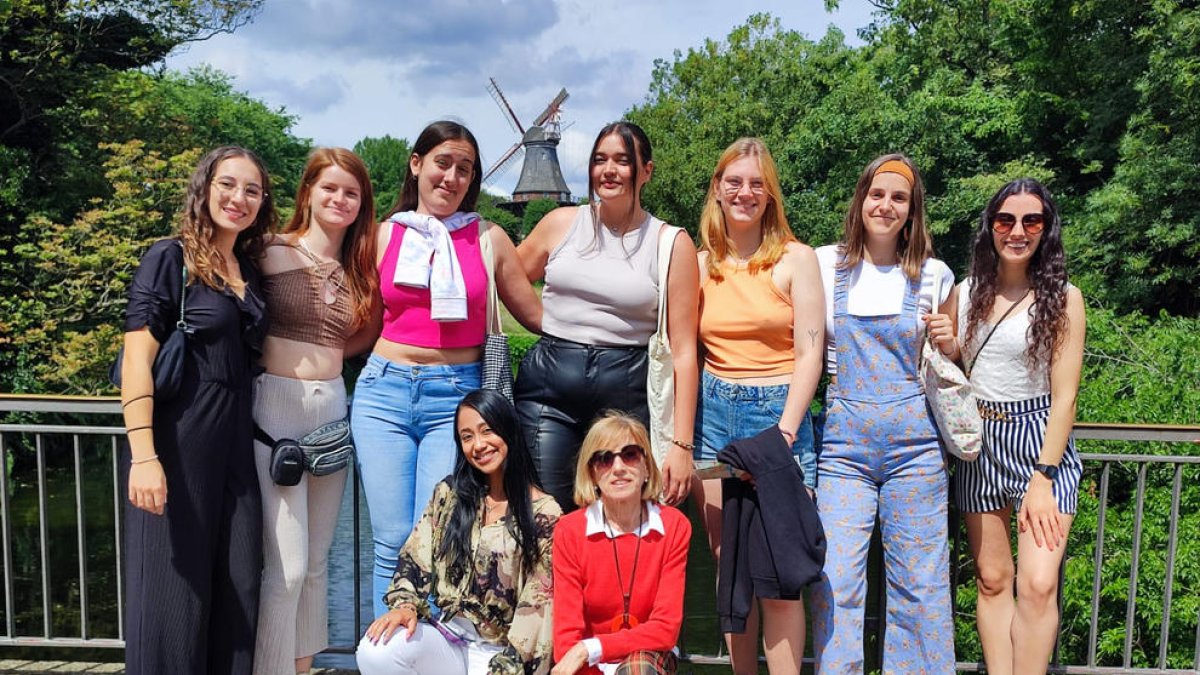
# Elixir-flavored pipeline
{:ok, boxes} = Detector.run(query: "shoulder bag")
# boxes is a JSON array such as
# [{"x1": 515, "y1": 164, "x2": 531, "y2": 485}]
[
  {"x1": 477, "y1": 221, "x2": 515, "y2": 402},
  {"x1": 109, "y1": 242, "x2": 191, "y2": 401},
  {"x1": 920, "y1": 274, "x2": 1026, "y2": 461},
  {"x1": 647, "y1": 224, "x2": 683, "y2": 468}
]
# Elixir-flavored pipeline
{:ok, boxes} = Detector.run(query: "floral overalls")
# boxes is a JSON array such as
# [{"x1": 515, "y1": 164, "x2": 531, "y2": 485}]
[{"x1": 811, "y1": 263, "x2": 955, "y2": 674}]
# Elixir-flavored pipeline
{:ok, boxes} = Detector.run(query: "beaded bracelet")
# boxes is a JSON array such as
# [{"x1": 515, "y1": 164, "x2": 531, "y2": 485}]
[{"x1": 670, "y1": 439, "x2": 696, "y2": 451}]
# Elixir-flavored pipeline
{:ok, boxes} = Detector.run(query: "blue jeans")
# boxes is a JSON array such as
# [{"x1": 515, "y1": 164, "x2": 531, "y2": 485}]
[
  {"x1": 694, "y1": 370, "x2": 817, "y2": 488},
  {"x1": 351, "y1": 354, "x2": 481, "y2": 617}
]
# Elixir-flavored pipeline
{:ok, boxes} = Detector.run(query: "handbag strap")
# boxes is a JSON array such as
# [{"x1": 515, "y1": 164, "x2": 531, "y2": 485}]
[
  {"x1": 176, "y1": 241, "x2": 190, "y2": 332},
  {"x1": 654, "y1": 225, "x2": 681, "y2": 336},
  {"x1": 477, "y1": 221, "x2": 503, "y2": 335},
  {"x1": 965, "y1": 287, "x2": 1031, "y2": 377}
]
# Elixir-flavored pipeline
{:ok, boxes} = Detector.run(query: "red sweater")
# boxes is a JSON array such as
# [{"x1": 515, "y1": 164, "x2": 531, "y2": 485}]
[{"x1": 552, "y1": 503, "x2": 691, "y2": 672}]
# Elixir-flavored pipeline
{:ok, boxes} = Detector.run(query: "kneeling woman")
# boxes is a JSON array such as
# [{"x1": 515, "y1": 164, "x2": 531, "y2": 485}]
[
  {"x1": 928, "y1": 179, "x2": 1085, "y2": 675},
  {"x1": 357, "y1": 390, "x2": 562, "y2": 675},
  {"x1": 551, "y1": 413, "x2": 691, "y2": 675}
]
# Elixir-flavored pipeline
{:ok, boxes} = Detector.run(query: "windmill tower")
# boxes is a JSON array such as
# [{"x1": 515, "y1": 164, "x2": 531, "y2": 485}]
[{"x1": 484, "y1": 78, "x2": 573, "y2": 216}]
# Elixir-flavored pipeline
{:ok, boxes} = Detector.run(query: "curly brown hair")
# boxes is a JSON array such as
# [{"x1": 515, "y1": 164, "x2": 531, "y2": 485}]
[
  {"x1": 178, "y1": 146, "x2": 276, "y2": 289},
  {"x1": 965, "y1": 178, "x2": 1069, "y2": 370},
  {"x1": 282, "y1": 147, "x2": 378, "y2": 331}
]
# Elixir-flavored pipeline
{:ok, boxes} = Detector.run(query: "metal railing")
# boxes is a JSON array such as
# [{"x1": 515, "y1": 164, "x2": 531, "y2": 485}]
[{"x1": 0, "y1": 394, "x2": 1197, "y2": 673}]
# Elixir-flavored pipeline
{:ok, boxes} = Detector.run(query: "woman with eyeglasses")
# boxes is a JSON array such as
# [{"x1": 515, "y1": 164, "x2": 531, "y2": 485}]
[
  {"x1": 926, "y1": 179, "x2": 1084, "y2": 675},
  {"x1": 516, "y1": 121, "x2": 699, "y2": 513},
  {"x1": 550, "y1": 412, "x2": 691, "y2": 675},
  {"x1": 352, "y1": 121, "x2": 542, "y2": 617},
  {"x1": 119, "y1": 146, "x2": 273, "y2": 674},
  {"x1": 356, "y1": 389, "x2": 562, "y2": 675},
  {"x1": 691, "y1": 138, "x2": 824, "y2": 675},
  {"x1": 809, "y1": 154, "x2": 956, "y2": 672},
  {"x1": 252, "y1": 148, "x2": 378, "y2": 674}
]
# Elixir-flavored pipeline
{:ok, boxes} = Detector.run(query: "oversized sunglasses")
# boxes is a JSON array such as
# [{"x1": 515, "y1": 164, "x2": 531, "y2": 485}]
[
  {"x1": 589, "y1": 444, "x2": 645, "y2": 470},
  {"x1": 992, "y1": 212, "x2": 1045, "y2": 235}
]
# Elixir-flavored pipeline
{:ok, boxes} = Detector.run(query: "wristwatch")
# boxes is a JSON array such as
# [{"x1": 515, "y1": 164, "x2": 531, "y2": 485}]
[{"x1": 1034, "y1": 463, "x2": 1059, "y2": 482}]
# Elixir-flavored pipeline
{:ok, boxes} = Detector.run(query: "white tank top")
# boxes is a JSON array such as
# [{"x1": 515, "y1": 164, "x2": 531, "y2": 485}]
[
  {"x1": 957, "y1": 278, "x2": 1053, "y2": 401},
  {"x1": 541, "y1": 207, "x2": 664, "y2": 347}
]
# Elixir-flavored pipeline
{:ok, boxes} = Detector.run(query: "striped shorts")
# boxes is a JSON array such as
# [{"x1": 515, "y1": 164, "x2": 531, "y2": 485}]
[{"x1": 953, "y1": 394, "x2": 1082, "y2": 514}]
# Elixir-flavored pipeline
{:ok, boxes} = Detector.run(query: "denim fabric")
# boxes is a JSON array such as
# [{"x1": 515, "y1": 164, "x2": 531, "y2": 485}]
[
  {"x1": 810, "y1": 264, "x2": 954, "y2": 674},
  {"x1": 351, "y1": 354, "x2": 480, "y2": 618},
  {"x1": 694, "y1": 369, "x2": 817, "y2": 489}
]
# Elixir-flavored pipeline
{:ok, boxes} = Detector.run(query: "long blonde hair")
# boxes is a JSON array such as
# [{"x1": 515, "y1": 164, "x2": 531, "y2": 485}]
[
  {"x1": 838, "y1": 153, "x2": 933, "y2": 281},
  {"x1": 698, "y1": 138, "x2": 796, "y2": 281},
  {"x1": 178, "y1": 146, "x2": 276, "y2": 289},
  {"x1": 283, "y1": 147, "x2": 378, "y2": 331}
]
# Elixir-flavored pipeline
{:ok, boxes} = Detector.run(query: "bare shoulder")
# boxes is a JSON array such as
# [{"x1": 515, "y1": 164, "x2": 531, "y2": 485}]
[
  {"x1": 781, "y1": 241, "x2": 818, "y2": 269},
  {"x1": 521, "y1": 205, "x2": 578, "y2": 253}
]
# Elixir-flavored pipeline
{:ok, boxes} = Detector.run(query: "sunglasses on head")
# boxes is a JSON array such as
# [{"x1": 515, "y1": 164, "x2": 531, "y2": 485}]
[
  {"x1": 589, "y1": 444, "x2": 645, "y2": 470},
  {"x1": 992, "y1": 212, "x2": 1045, "y2": 235}
]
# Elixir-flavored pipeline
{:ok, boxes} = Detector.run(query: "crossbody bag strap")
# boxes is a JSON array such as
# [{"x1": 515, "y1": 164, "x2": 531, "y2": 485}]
[
  {"x1": 477, "y1": 221, "x2": 502, "y2": 335},
  {"x1": 965, "y1": 288, "x2": 1031, "y2": 377},
  {"x1": 654, "y1": 225, "x2": 681, "y2": 337},
  {"x1": 176, "y1": 241, "x2": 190, "y2": 332}
]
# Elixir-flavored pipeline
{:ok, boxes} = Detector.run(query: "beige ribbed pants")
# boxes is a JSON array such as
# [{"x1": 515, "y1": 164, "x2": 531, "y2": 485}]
[{"x1": 252, "y1": 373, "x2": 349, "y2": 675}]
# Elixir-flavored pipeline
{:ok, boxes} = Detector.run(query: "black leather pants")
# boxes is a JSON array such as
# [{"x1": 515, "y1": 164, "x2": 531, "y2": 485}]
[{"x1": 514, "y1": 335, "x2": 649, "y2": 512}]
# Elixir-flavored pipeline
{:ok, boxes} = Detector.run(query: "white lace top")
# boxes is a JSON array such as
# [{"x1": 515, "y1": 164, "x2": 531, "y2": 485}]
[{"x1": 957, "y1": 278, "x2": 1055, "y2": 401}]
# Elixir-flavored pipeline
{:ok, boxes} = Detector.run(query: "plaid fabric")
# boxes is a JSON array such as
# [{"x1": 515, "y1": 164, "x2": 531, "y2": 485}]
[
  {"x1": 481, "y1": 333, "x2": 514, "y2": 401},
  {"x1": 614, "y1": 650, "x2": 677, "y2": 675}
]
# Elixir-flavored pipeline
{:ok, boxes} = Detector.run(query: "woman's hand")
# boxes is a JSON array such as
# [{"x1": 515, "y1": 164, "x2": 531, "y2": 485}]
[
  {"x1": 659, "y1": 446, "x2": 693, "y2": 506},
  {"x1": 550, "y1": 641, "x2": 590, "y2": 675},
  {"x1": 363, "y1": 605, "x2": 417, "y2": 645},
  {"x1": 922, "y1": 312, "x2": 958, "y2": 357},
  {"x1": 128, "y1": 459, "x2": 167, "y2": 516},
  {"x1": 1017, "y1": 474, "x2": 1064, "y2": 551}
]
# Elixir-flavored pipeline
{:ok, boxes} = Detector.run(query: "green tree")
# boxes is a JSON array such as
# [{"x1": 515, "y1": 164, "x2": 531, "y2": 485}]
[
  {"x1": 519, "y1": 199, "x2": 558, "y2": 240},
  {"x1": 353, "y1": 134, "x2": 410, "y2": 219}
]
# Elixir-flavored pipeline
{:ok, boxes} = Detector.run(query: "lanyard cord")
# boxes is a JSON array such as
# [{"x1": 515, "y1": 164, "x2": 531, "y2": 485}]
[{"x1": 603, "y1": 503, "x2": 644, "y2": 629}]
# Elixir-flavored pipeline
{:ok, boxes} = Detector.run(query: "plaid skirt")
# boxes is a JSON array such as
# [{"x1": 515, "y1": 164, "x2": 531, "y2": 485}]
[{"x1": 609, "y1": 649, "x2": 677, "y2": 675}]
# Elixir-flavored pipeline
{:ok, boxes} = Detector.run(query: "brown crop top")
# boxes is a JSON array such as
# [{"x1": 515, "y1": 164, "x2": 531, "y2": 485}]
[{"x1": 262, "y1": 251, "x2": 353, "y2": 348}]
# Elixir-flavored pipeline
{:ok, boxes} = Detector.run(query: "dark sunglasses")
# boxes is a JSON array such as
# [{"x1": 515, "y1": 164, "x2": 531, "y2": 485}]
[
  {"x1": 589, "y1": 444, "x2": 645, "y2": 470},
  {"x1": 992, "y1": 212, "x2": 1045, "y2": 235}
]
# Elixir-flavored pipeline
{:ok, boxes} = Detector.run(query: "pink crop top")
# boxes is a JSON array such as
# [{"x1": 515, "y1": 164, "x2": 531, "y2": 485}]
[{"x1": 378, "y1": 220, "x2": 487, "y2": 348}]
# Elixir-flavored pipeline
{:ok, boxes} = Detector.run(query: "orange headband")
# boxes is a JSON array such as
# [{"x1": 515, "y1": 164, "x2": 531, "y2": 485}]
[{"x1": 875, "y1": 159, "x2": 914, "y2": 186}]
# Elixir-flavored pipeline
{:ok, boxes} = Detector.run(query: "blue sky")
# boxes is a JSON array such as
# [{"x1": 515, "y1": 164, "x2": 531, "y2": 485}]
[{"x1": 166, "y1": 0, "x2": 876, "y2": 198}]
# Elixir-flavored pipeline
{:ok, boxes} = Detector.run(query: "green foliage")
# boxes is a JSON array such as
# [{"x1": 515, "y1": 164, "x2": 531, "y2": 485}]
[
  {"x1": 520, "y1": 199, "x2": 559, "y2": 240},
  {"x1": 3, "y1": 141, "x2": 201, "y2": 393},
  {"x1": 353, "y1": 134, "x2": 411, "y2": 219},
  {"x1": 628, "y1": 4, "x2": 1200, "y2": 312},
  {"x1": 477, "y1": 193, "x2": 522, "y2": 242}
]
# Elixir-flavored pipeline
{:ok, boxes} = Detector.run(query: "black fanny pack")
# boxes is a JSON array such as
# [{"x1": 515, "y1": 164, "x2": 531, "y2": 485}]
[{"x1": 255, "y1": 416, "x2": 354, "y2": 486}]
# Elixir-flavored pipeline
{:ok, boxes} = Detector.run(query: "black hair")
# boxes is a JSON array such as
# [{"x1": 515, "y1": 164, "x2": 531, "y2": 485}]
[
  {"x1": 587, "y1": 120, "x2": 653, "y2": 226},
  {"x1": 966, "y1": 178, "x2": 1069, "y2": 369},
  {"x1": 390, "y1": 120, "x2": 483, "y2": 216},
  {"x1": 438, "y1": 389, "x2": 544, "y2": 581}
]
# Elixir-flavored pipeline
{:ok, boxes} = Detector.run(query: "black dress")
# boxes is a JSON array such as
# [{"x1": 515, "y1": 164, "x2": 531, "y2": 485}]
[{"x1": 121, "y1": 239, "x2": 267, "y2": 675}]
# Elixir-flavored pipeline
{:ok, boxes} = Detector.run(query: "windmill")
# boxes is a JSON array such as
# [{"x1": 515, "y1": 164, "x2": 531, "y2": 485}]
[{"x1": 484, "y1": 78, "x2": 573, "y2": 216}]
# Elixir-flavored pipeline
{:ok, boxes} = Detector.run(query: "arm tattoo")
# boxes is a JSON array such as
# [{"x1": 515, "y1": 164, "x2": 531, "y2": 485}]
[{"x1": 807, "y1": 329, "x2": 818, "y2": 347}]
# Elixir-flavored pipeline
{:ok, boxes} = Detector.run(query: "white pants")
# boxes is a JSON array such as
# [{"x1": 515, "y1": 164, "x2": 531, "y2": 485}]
[
  {"x1": 356, "y1": 618, "x2": 504, "y2": 675},
  {"x1": 252, "y1": 373, "x2": 349, "y2": 674}
]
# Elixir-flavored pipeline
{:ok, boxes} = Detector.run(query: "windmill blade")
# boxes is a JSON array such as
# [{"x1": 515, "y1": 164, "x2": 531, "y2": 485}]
[
  {"x1": 487, "y1": 77, "x2": 524, "y2": 134},
  {"x1": 532, "y1": 88, "x2": 569, "y2": 127},
  {"x1": 483, "y1": 143, "x2": 524, "y2": 186}
]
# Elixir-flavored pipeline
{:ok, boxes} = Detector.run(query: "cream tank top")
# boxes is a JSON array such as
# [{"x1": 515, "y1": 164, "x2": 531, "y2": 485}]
[
  {"x1": 957, "y1": 278, "x2": 1059, "y2": 401},
  {"x1": 541, "y1": 207, "x2": 664, "y2": 347}
]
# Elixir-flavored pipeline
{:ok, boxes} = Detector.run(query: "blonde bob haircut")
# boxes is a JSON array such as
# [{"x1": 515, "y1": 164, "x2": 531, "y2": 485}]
[
  {"x1": 698, "y1": 137, "x2": 797, "y2": 282},
  {"x1": 573, "y1": 412, "x2": 663, "y2": 508},
  {"x1": 838, "y1": 153, "x2": 933, "y2": 281}
]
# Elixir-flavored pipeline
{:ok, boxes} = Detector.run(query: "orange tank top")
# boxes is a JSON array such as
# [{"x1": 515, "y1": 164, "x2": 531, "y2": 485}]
[{"x1": 699, "y1": 260, "x2": 794, "y2": 378}]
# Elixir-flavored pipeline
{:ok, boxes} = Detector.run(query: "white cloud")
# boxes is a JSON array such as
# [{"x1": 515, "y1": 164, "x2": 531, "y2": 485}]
[{"x1": 166, "y1": 0, "x2": 877, "y2": 198}]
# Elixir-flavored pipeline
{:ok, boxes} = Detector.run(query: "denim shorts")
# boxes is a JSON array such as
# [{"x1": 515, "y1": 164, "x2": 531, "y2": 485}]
[{"x1": 694, "y1": 370, "x2": 817, "y2": 488}]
